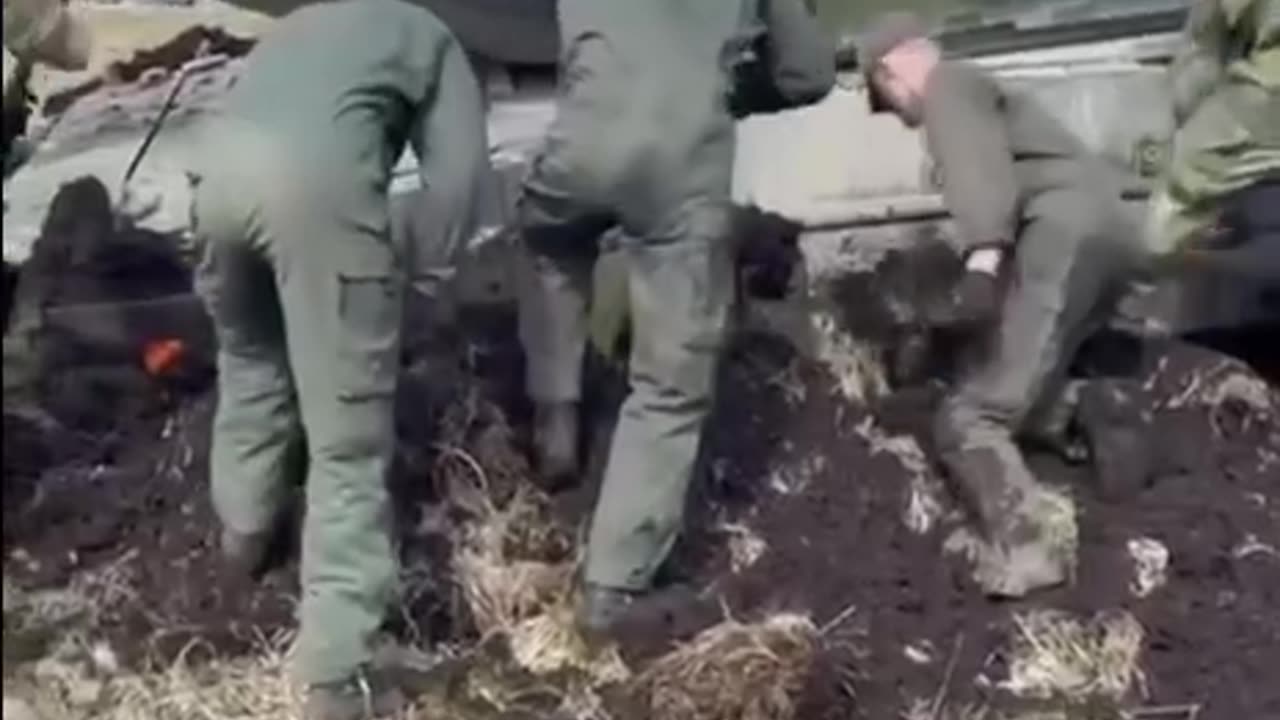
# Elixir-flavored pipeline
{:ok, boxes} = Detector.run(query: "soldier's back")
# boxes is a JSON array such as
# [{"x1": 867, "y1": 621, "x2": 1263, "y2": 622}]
[{"x1": 223, "y1": 0, "x2": 456, "y2": 187}]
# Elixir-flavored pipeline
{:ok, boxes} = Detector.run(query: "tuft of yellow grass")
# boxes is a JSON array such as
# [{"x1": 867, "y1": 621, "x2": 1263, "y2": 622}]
[
  {"x1": 632, "y1": 613, "x2": 819, "y2": 720},
  {"x1": 811, "y1": 311, "x2": 889, "y2": 403},
  {"x1": 1001, "y1": 610, "x2": 1146, "y2": 704},
  {"x1": 4, "y1": 629, "x2": 305, "y2": 720}
]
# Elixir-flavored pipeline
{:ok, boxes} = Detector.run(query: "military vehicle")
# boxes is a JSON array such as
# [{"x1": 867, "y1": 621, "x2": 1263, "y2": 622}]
[{"x1": 1, "y1": 0, "x2": 1273, "y2": 371}]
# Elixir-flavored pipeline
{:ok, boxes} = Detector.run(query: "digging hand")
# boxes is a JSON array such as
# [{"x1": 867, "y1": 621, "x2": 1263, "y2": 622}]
[{"x1": 923, "y1": 267, "x2": 1000, "y2": 329}]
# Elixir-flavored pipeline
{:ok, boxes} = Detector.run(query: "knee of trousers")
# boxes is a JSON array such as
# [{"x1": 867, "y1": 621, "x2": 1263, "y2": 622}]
[
  {"x1": 307, "y1": 395, "x2": 396, "y2": 464},
  {"x1": 636, "y1": 345, "x2": 721, "y2": 410}
]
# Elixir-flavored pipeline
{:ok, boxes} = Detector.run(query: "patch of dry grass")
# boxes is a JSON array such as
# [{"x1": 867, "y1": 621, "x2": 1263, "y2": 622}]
[
  {"x1": 632, "y1": 613, "x2": 819, "y2": 720},
  {"x1": 1001, "y1": 610, "x2": 1146, "y2": 704},
  {"x1": 902, "y1": 698, "x2": 992, "y2": 720},
  {"x1": 719, "y1": 522, "x2": 768, "y2": 573},
  {"x1": 811, "y1": 311, "x2": 888, "y2": 403},
  {"x1": 4, "y1": 622, "x2": 305, "y2": 720},
  {"x1": 442, "y1": 445, "x2": 575, "y2": 639},
  {"x1": 507, "y1": 608, "x2": 629, "y2": 685},
  {"x1": 1126, "y1": 538, "x2": 1170, "y2": 599},
  {"x1": 431, "y1": 388, "x2": 632, "y2": 699}
]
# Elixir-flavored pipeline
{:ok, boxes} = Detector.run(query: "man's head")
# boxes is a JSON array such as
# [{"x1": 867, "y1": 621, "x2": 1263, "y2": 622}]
[{"x1": 858, "y1": 12, "x2": 940, "y2": 127}]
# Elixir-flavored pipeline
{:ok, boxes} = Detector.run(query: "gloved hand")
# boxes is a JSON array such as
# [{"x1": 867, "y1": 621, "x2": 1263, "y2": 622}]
[
  {"x1": 924, "y1": 266, "x2": 1000, "y2": 329},
  {"x1": 735, "y1": 205, "x2": 803, "y2": 300}
]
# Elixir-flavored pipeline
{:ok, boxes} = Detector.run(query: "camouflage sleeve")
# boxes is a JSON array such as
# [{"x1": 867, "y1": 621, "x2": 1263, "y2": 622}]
[
  {"x1": 1168, "y1": 0, "x2": 1229, "y2": 125},
  {"x1": 759, "y1": 0, "x2": 836, "y2": 106},
  {"x1": 409, "y1": 36, "x2": 492, "y2": 263},
  {"x1": 921, "y1": 64, "x2": 1020, "y2": 254}
]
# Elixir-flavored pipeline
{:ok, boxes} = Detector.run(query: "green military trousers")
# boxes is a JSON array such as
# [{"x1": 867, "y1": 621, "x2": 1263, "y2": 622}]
[
  {"x1": 515, "y1": 0, "x2": 740, "y2": 592},
  {"x1": 192, "y1": 123, "x2": 400, "y2": 686},
  {"x1": 933, "y1": 187, "x2": 1138, "y2": 551},
  {"x1": 519, "y1": 229, "x2": 733, "y2": 590}
]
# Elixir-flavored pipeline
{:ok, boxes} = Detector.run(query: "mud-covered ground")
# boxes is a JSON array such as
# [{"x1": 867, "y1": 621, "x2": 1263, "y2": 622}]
[
  {"x1": 3, "y1": 184, "x2": 1279, "y2": 719},
  {"x1": 675, "y1": 332, "x2": 1280, "y2": 719}
]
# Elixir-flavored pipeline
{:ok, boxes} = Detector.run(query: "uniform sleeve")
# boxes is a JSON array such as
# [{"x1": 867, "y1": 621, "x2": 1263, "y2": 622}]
[
  {"x1": 409, "y1": 37, "x2": 492, "y2": 263},
  {"x1": 760, "y1": 0, "x2": 836, "y2": 106},
  {"x1": 1168, "y1": 0, "x2": 1228, "y2": 126},
  {"x1": 922, "y1": 66, "x2": 1020, "y2": 253}
]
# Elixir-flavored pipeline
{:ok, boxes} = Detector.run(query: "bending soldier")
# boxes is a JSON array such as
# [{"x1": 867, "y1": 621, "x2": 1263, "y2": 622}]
[
  {"x1": 190, "y1": 2, "x2": 489, "y2": 718},
  {"x1": 859, "y1": 13, "x2": 1143, "y2": 597},
  {"x1": 517, "y1": 0, "x2": 834, "y2": 635}
]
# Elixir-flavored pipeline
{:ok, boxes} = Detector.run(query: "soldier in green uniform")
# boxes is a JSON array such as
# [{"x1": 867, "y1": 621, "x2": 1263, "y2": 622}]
[
  {"x1": 3, "y1": 0, "x2": 93, "y2": 400},
  {"x1": 517, "y1": 0, "x2": 834, "y2": 634},
  {"x1": 858, "y1": 13, "x2": 1143, "y2": 598},
  {"x1": 190, "y1": 2, "x2": 489, "y2": 717},
  {"x1": 1147, "y1": 0, "x2": 1279, "y2": 261}
]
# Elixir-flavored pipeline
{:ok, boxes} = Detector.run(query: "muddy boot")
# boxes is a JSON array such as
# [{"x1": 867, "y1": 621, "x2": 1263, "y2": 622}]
[
  {"x1": 533, "y1": 401, "x2": 579, "y2": 490},
  {"x1": 1077, "y1": 379, "x2": 1150, "y2": 502},
  {"x1": 971, "y1": 489, "x2": 1075, "y2": 598},
  {"x1": 303, "y1": 669, "x2": 411, "y2": 720},
  {"x1": 575, "y1": 583, "x2": 637, "y2": 641},
  {"x1": 939, "y1": 444, "x2": 1074, "y2": 598}
]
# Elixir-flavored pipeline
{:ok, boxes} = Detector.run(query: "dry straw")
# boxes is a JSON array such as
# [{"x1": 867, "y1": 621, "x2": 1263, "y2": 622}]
[{"x1": 632, "y1": 613, "x2": 819, "y2": 720}]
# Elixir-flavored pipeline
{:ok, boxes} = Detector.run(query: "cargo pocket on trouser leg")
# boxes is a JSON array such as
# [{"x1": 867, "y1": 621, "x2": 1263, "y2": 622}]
[{"x1": 335, "y1": 273, "x2": 403, "y2": 403}]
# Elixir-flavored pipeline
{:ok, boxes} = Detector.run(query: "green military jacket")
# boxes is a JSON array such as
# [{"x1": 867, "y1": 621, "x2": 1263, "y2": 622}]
[
  {"x1": 918, "y1": 61, "x2": 1102, "y2": 253},
  {"x1": 553, "y1": 0, "x2": 835, "y2": 235},
  {"x1": 1171, "y1": 0, "x2": 1279, "y2": 118},
  {"x1": 1164, "y1": 0, "x2": 1280, "y2": 211},
  {"x1": 215, "y1": 0, "x2": 490, "y2": 268}
]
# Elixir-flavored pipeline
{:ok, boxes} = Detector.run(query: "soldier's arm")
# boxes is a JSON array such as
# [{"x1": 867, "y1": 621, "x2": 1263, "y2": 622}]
[
  {"x1": 410, "y1": 37, "x2": 492, "y2": 260},
  {"x1": 1168, "y1": 0, "x2": 1229, "y2": 126},
  {"x1": 922, "y1": 65, "x2": 1020, "y2": 254},
  {"x1": 760, "y1": 0, "x2": 836, "y2": 106}
]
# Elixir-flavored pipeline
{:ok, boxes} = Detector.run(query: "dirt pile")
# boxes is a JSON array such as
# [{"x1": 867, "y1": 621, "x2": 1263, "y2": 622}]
[
  {"x1": 666, "y1": 332, "x2": 1280, "y2": 719},
  {"x1": 3, "y1": 199, "x2": 1278, "y2": 718}
]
